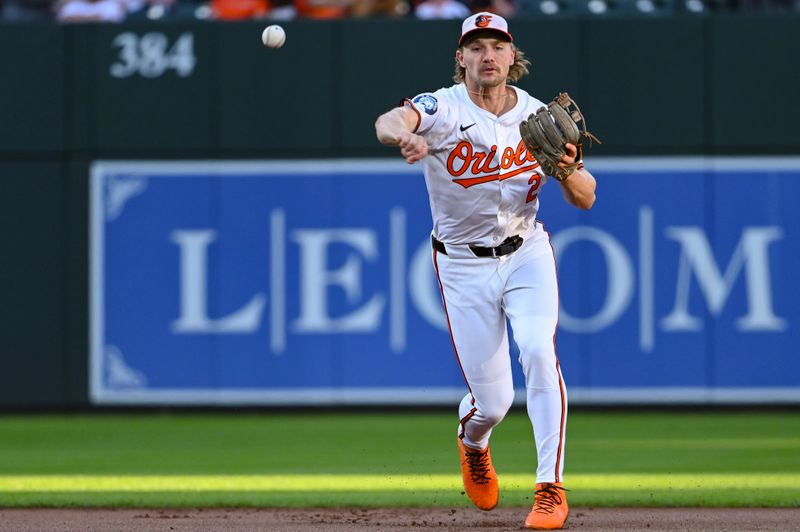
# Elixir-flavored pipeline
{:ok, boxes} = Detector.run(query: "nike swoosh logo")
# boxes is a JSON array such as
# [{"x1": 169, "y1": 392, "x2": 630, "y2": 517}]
[{"x1": 460, "y1": 123, "x2": 476, "y2": 132}]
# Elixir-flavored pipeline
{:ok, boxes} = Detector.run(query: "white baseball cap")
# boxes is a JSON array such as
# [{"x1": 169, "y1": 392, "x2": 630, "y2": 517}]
[{"x1": 459, "y1": 12, "x2": 514, "y2": 46}]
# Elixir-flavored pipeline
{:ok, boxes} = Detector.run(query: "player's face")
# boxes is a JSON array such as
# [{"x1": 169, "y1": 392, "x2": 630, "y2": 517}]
[{"x1": 458, "y1": 37, "x2": 515, "y2": 89}]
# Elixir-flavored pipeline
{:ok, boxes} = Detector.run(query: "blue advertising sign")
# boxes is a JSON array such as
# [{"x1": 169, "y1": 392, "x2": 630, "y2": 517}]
[{"x1": 90, "y1": 159, "x2": 800, "y2": 405}]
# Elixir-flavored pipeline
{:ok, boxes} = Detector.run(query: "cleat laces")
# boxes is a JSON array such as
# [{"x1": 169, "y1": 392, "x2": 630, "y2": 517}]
[
  {"x1": 463, "y1": 447, "x2": 493, "y2": 484},
  {"x1": 533, "y1": 483, "x2": 568, "y2": 514}
]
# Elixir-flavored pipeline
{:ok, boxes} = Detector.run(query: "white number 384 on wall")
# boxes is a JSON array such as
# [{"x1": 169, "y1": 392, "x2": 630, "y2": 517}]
[{"x1": 110, "y1": 32, "x2": 196, "y2": 79}]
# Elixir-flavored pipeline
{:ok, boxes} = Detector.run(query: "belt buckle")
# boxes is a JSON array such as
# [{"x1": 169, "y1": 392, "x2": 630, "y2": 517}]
[{"x1": 491, "y1": 246, "x2": 499, "y2": 258}]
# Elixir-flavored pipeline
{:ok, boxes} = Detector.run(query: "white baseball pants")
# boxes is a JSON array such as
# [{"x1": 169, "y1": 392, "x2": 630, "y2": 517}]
[{"x1": 432, "y1": 222, "x2": 567, "y2": 483}]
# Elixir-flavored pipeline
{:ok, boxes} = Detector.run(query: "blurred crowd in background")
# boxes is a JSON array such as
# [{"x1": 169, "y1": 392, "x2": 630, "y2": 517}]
[{"x1": 1, "y1": 0, "x2": 798, "y2": 26}]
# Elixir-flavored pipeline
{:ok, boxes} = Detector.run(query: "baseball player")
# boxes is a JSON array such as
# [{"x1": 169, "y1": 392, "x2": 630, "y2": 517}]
[{"x1": 375, "y1": 12, "x2": 596, "y2": 530}]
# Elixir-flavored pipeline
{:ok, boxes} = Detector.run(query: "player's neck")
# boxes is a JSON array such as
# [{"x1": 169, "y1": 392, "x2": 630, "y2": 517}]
[{"x1": 465, "y1": 82, "x2": 515, "y2": 116}]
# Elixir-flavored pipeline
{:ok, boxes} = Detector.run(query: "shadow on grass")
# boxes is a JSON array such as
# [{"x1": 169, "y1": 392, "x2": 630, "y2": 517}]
[{"x1": 2, "y1": 488, "x2": 797, "y2": 508}]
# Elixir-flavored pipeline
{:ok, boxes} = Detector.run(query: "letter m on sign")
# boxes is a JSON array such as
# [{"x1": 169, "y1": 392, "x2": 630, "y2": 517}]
[{"x1": 661, "y1": 227, "x2": 786, "y2": 332}]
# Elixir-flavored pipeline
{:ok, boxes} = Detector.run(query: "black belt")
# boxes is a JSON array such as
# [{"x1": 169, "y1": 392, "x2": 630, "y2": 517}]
[{"x1": 432, "y1": 235, "x2": 524, "y2": 258}]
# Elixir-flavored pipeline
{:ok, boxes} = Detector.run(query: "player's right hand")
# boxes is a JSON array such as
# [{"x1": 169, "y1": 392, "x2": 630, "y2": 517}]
[{"x1": 398, "y1": 132, "x2": 428, "y2": 164}]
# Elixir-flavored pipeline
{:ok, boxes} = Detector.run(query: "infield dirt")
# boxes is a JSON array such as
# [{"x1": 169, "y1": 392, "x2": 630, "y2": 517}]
[{"x1": 1, "y1": 507, "x2": 799, "y2": 531}]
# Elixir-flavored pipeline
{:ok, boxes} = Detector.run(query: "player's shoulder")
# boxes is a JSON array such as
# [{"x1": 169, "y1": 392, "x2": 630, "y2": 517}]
[
  {"x1": 412, "y1": 85, "x2": 458, "y2": 104},
  {"x1": 513, "y1": 87, "x2": 547, "y2": 112},
  {"x1": 409, "y1": 85, "x2": 458, "y2": 117}
]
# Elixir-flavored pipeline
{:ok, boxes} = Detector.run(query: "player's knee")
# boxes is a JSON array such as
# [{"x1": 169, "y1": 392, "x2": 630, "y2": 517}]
[{"x1": 478, "y1": 389, "x2": 514, "y2": 426}]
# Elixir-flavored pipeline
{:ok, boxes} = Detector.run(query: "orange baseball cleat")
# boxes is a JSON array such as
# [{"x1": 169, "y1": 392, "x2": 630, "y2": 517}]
[
  {"x1": 457, "y1": 438, "x2": 499, "y2": 511},
  {"x1": 524, "y1": 482, "x2": 569, "y2": 529}
]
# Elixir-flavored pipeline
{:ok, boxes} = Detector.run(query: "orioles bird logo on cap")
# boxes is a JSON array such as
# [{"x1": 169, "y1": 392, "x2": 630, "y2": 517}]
[{"x1": 475, "y1": 15, "x2": 492, "y2": 28}]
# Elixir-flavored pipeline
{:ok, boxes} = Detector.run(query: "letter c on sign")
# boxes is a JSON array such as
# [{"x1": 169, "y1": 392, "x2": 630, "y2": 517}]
[{"x1": 551, "y1": 227, "x2": 634, "y2": 333}]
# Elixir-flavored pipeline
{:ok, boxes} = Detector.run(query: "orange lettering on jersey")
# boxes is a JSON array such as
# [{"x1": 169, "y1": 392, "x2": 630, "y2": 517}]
[
  {"x1": 470, "y1": 151, "x2": 487, "y2": 175},
  {"x1": 447, "y1": 141, "x2": 471, "y2": 176},
  {"x1": 501, "y1": 146, "x2": 515, "y2": 168},
  {"x1": 480, "y1": 145, "x2": 500, "y2": 174},
  {"x1": 448, "y1": 140, "x2": 540, "y2": 189},
  {"x1": 526, "y1": 175, "x2": 541, "y2": 203}
]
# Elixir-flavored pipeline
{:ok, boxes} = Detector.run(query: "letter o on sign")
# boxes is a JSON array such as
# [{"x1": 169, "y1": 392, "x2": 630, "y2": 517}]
[{"x1": 551, "y1": 227, "x2": 635, "y2": 333}]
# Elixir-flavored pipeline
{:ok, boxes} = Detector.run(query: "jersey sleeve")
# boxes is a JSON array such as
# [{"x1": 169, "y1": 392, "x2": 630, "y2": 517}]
[{"x1": 402, "y1": 91, "x2": 449, "y2": 136}]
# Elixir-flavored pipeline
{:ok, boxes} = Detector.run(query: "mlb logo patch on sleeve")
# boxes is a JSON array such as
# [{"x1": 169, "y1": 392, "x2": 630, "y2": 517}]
[{"x1": 413, "y1": 94, "x2": 438, "y2": 115}]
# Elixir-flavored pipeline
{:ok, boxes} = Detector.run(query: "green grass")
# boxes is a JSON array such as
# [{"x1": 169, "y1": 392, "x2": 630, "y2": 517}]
[{"x1": 0, "y1": 411, "x2": 798, "y2": 507}]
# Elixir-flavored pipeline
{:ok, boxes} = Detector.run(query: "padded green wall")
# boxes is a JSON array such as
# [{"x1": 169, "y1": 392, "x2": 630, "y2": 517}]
[{"x1": 0, "y1": 15, "x2": 798, "y2": 407}]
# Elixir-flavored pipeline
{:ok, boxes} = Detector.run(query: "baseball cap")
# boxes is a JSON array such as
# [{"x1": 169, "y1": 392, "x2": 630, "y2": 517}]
[{"x1": 459, "y1": 12, "x2": 513, "y2": 46}]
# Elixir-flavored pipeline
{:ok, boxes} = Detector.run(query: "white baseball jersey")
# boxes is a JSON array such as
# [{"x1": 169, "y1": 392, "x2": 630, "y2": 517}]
[{"x1": 404, "y1": 83, "x2": 549, "y2": 247}]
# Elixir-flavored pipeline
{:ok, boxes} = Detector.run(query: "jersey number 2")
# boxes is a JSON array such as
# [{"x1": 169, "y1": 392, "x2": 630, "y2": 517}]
[{"x1": 526, "y1": 176, "x2": 541, "y2": 203}]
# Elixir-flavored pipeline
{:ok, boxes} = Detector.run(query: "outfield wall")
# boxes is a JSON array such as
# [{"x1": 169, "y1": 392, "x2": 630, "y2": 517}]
[{"x1": 2, "y1": 16, "x2": 800, "y2": 407}]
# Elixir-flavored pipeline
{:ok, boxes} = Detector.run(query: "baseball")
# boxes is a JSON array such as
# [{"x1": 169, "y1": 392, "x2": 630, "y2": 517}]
[{"x1": 261, "y1": 25, "x2": 286, "y2": 49}]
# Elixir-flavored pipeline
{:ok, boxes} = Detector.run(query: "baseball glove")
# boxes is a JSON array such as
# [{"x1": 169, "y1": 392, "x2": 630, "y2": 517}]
[{"x1": 519, "y1": 92, "x2": 601, "y2": 181}]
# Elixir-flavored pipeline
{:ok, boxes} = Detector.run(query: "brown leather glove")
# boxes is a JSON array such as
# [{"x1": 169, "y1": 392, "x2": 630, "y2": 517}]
[{"x1": 519, "y1": 92, "x2": 601, "y2": 181}]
